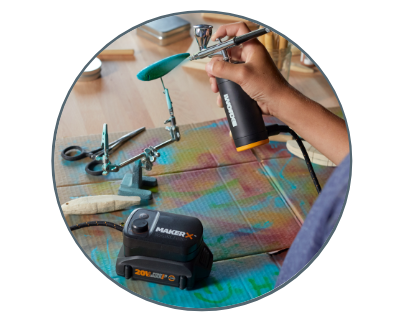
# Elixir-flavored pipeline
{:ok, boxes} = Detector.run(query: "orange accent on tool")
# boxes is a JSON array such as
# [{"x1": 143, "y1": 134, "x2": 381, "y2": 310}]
[
  {"x1": 185, "y1": 233, "x2": 193, "y2": 239},
  {"x1": 236, "y1": 139, "x2": 270, "y2": 152}
]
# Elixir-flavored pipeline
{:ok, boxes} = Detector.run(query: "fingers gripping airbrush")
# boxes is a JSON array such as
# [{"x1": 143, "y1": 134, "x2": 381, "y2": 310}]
[{"x1": 190, "y1": 25, "x2": 272, "y2": 152}]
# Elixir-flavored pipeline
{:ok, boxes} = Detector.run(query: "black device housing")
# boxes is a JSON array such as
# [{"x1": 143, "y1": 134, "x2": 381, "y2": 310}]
[
  {"x1": 116, "y1": 208, "x2": 213, "y2": 290},
  {"x1": 217, "y1": 77, "x2": 269, "y2": 151}
]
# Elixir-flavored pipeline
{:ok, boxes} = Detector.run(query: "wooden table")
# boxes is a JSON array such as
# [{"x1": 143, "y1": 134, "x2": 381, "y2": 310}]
[{"x1": 56, "y1": 13, "x2": 339, "y2": 139}]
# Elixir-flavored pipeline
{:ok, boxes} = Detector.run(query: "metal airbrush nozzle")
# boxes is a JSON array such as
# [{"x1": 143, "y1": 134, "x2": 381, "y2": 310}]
[{"x1": 189, "y1": 25, "x2": 271, "y2": 61}]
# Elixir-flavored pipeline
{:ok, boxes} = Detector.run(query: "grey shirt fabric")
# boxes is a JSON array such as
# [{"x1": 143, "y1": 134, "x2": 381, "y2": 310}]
[{"x1": 275, "y1": 153, "x2": 350, "y2": 287}]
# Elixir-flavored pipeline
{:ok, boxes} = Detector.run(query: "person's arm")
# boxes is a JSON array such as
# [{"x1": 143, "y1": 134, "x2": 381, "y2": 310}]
[
  {"x1": 274, "y1": 88, "x2": 348, "y2": 165},
  {"x1": 205, "y1": 22, "x2": 349, "y2": 165}
]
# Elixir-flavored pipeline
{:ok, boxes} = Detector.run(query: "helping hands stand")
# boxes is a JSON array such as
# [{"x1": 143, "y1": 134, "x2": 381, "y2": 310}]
[{"x1": 97, "y1": 78, "x2": 180, "y2": 200}]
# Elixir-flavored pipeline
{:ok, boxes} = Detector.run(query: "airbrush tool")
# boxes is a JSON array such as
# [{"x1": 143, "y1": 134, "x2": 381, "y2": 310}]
[{"x1": 190, "y1": 25, "x2": 272, "y2": 152}]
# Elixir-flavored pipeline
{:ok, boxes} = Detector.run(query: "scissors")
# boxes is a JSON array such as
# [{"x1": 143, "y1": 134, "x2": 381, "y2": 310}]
[{"x1": 61, "y1": 127, "x2": 146, "y2": 176}]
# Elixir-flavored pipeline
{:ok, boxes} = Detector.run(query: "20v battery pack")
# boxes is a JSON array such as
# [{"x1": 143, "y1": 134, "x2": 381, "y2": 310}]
[{"x1": 116, "y1": 208, "x2": 213, "y2": 290}]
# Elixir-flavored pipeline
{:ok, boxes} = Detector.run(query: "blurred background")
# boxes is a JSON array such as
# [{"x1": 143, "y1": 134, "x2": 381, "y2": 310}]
[{"x1": 56, "y1": 12, "x2": 340, "y2": 139}]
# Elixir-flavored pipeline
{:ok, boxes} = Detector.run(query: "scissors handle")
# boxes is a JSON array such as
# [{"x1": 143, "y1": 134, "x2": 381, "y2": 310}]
[
  {"x1": 85, "y1": 160, "x2": 104, "y2": 176},
  {"x1": 61, "y1": 146, "x2": 90, "y2": 161},
  {"x1": 61, "y1": 127, "x2": 145, "y2": 164}
]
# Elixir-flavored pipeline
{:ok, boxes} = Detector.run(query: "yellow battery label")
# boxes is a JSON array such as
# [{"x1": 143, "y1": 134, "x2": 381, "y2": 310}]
[{"x1": 134, "y1": 269, "x2": 167, "y2": 280}]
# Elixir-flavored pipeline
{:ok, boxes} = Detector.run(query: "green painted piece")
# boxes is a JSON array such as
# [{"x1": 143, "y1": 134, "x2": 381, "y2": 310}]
[{"x1": 136, "y1": 53, "x2": 190, "y2": 81}]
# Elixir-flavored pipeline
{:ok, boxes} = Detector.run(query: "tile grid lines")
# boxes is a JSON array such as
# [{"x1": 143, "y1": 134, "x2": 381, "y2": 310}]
[
  {"x1": 214, "y1": 163, "x2": 270, "y2": 256},
  {"x1": 55, "y1": 125, "x2": 293, "y2": 189},
  {"x1": 194, "y1": 119, "x2": 307, "y2": 227},
  {"x1": 55, "y1": 123, "x2": 215, "y2": 188},
  {"x1": 194, "y1": 118, "x2": 276, "y2": 229},
  {"x1": 189, "y1": 121, "x2": 220, "y2": 170},
  {"x1": 214, "y1": 251, "x2": 271, "y2": 263},
  {"x1": 61, "y1": 167, "x2": 296, "y2": 255},
  {"x1": 197, "y1": 123, "x2": 294, "y2": 258},
  {"x1": 235, "y1": 275, "x2": 257, "y2": 302},
  {"x1": 211, "y1": 250, "x2": 275, "y2": 264},
  {"x1": 55, "y1": 121, "x2": 326, "y2": 304},
  {"x1": 215, "y1": 252, "x2": 278, "y2": 299},
  {"x1": 257, "y1": 161, "x2": 304, "y2": 226},
  {"x1": 250, "y1": 146, "x2": 304, "y2": 226},
  {"x1": 56, "y1": 159, "x2": 271, "y2": 190},
  {"x1": 55, "y1": 121, "x2": 307, "y2": 229},
  {"x1": 56, "y1": 178, "x2": 124, "y2": 189}
]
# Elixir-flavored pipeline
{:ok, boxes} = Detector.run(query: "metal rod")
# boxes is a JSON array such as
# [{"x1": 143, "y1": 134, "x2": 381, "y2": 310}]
[
  {"x1": 154, "y1": 139, "x2": 175, "y2": 150},
  {"x1": 109, "y1": 127, "x2": 146, "y2": 153},
  {"x1": 115, "y1": 127, "x2": 146, "y2": 142},
  {"x1": 117, "y1": 153, "x2": 145, "y2": 169},
  {"x1": 116, "y1": 138, "x2": 175, "y2": 170}
]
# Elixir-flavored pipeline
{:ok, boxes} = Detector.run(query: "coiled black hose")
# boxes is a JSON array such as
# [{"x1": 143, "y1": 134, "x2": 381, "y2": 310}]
[
  {"x1": 70, "y1": 221, "x2": 123, "y2": 232},
  {"x1": 266, "y1": 125, "x2": 322, "y2": 194}
]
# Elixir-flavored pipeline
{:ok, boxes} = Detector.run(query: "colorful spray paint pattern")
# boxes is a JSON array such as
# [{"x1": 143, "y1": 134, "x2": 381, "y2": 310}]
[{"x1": 55, "y1": 117, "x2": 338, "y2": 308}]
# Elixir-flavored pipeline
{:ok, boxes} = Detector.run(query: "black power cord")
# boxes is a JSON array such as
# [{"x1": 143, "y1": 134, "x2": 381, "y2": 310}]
[
  {"x1": 266, "y1": 125, "x2": 322, "y2": 194},
  {"x1": 70, "y1": 221, "x2": 124, "y2": 232}
]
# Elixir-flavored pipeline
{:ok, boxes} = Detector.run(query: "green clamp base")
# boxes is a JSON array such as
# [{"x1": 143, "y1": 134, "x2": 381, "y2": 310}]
[{"x1": 118, "y1": 160, "x2": 157, "y2": 200}]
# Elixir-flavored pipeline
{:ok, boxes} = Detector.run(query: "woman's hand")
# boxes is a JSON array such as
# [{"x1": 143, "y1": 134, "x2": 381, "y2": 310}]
[
  {"x1": 205, "y1": 22, "x2": 349, "y2": 165},
  {"x1": 205, "y1": 22, "x2": 291, "y2": 117}
]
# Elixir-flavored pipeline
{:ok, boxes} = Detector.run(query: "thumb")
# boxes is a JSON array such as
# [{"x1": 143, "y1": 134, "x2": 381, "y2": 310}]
[{"x1": 205, "y1": 59, "x2": 248, "y2": 86}]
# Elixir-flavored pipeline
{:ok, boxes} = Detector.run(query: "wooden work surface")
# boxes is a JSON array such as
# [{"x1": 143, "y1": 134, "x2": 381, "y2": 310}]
[{"x1": 56, "y1": 13, "x2": 339, "y2": 139}]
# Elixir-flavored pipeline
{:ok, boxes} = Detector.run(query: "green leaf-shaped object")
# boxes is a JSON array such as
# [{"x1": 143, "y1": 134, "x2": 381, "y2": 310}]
[{"x1": 137, "y1": 53, "x2": 190, "y2": 81}]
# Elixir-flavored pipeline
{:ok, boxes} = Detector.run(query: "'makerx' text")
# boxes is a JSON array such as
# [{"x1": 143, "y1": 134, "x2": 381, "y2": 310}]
[{"x1": 155, "y1": 227, "x2": 185, "y2": 237}]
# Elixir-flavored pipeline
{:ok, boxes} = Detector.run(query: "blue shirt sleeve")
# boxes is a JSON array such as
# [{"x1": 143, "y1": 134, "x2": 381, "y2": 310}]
[{"x1": 275, "y1": 153, "x2": 351, "y2": 287}]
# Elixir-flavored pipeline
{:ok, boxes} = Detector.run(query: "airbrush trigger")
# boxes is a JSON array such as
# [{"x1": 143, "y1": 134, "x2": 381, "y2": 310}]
[{"x1": 214, "y1": 38, "x2": 230, "y2": 61}]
